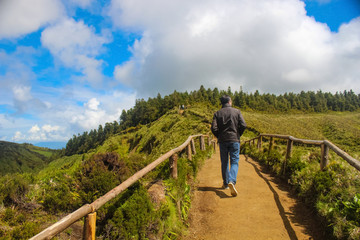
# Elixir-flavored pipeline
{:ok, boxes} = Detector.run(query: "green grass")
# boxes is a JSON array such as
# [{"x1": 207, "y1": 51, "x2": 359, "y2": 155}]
[{"x1": 242, "y1": 111, "x2": 360, "y2": 156}]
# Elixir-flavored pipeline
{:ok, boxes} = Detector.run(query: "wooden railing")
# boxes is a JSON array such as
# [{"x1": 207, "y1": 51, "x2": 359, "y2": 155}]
[
  {"x1": 30, "y1": 134, "x2": 216, "y2": 240},
  {"x1": 241, "y1": 134, "x2": 360, "y2": 172}
]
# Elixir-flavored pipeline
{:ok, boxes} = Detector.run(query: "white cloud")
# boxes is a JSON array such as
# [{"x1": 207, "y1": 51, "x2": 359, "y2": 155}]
[
  {"x1": 109, "y1": 0, "x2": 360, "y2": 96},
  {"x1": 12, "y1": 131, "x2": 25, "y2": 141},
  {"x1": 42, "y1": 125, "x2": 60, "y2": 132},
  {"x1": 41, "y1": 18, "x2": 111, "y2": 85},
  {"x1": 43, "y1": 88, "x2": 136, "y2": 137},
  {"x1": 29, "y1": 125, "x2": 41, "y2": 134},
  {"x1": 114, "y1": 32, "x2": 153, "y2": 85},
  {"x1": 67, "y1": 97, "x2": 124, "y2": 130},
  {"x1": 28, "y1": 124, "x2": 61, "y2": 136},
  {"x1": 114, "y1": 61, "x2": 135, "y2": 85},
  {"x1": 188, "y1": 9, "x2": 222, "y2": 38},
  {"x1": 0, "y1": 0, "x2": 64, "y2": 39},
  {"x1": 13, "y1": 85, "x2": 32, "y2": 102},
  {"x1": 85, "y1": 98, "x2": 100, "y2": 111},
  {"x1": 13, "y1": 124, "x2": 65, "y2": 142}
]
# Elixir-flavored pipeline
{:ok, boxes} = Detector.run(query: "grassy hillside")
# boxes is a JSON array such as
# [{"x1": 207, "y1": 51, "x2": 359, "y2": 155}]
[
  {"x1": 242, "y1": 111, "x2": 360, "y2": 156},
  {"x1": 0, "y1": 104, "x2": 215, "y2": 239},
  {"x1": 0, "y1": 141, "x2": 62, "y2": 176},
  {"x1": 1, "y1": 101, "x2": 359, "y2": 239}
]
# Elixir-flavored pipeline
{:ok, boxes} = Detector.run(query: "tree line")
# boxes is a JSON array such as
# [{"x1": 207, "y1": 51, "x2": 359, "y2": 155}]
[{"x1": 65, "y1": 86, "x2": 360, "y2": 155}]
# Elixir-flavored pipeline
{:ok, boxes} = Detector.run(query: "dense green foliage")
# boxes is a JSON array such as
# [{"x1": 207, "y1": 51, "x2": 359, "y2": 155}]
[
  {"x1": 65, "y1": 87, "x2": 360, "y2": 156},
  {"x1": 0, "y1": 141, "x2": 63, "y2": 176}
]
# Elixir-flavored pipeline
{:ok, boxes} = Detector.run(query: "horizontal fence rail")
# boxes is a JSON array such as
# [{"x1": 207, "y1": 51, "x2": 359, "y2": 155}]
[
  {"x1": 242, "y1": 133, "x2": 360, "y2": 172},
  {"x1": 31, "y1": 134, "x2": 216, "y2": 240}
]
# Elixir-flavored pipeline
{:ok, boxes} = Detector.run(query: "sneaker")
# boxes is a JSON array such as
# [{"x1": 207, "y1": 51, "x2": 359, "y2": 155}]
[
  {"x1": 222, "y1": 184, "x2": 229, "y2": 190},
  {"x1": 228, "y1": 182, "x2": 238, "y2": 197}
]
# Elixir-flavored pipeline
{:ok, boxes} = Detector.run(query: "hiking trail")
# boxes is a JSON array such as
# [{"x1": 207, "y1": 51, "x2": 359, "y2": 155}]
[{"x1": 184, "y1": 147, "x2": 327, "y2": 240}]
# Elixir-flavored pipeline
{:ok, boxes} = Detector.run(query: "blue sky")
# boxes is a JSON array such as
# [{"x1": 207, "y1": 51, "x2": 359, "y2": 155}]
[{"x1": 0, "y1": 0, "x2": 359, "y2": 148}]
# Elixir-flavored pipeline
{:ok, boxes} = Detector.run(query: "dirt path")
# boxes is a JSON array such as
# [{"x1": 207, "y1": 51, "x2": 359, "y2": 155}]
[{"x1": 184, "y1": 148, "x2": 327, "y2": 240}]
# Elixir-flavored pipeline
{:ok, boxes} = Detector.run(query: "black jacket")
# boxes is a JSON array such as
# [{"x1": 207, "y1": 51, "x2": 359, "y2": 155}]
[{"x1": 211, "y1": 104, "x2": 246, "y2": 143}]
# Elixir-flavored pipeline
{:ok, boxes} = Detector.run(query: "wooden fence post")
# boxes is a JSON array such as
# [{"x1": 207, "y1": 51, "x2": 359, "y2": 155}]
[
  {"x1": 321, "y1": 143, "x2": 329, "y2": 170},
  {"x1": 200, "y1": 136, "x2": 205, "y2": 151},
  {"x1": 212, "y1": 141, "x2": 216, "y2": 153},
  {"x1": 169, "y1": 154, "x2": 178, "y2": 179},
  {"x1": 208, "y1": 136, "x2": 211, "y2": 146},
  {"x1": 284, "y1": 139, "x2": 293, "y2": 174},
  {"x1": 186, "y1": 144, "x2": 192, "y2": 160},
  {"x1": 268, "y1": 137, "x2": 274, "y2": 153},
  {"x1": 83, "y1": 212, "x2": 96, "y2": 240},
  {"x1": 191, "y1": 139, "x2": 196, "y2": 155},
  {"x1": 257, "y1": 136, "x2": 262, "y2": 150}
]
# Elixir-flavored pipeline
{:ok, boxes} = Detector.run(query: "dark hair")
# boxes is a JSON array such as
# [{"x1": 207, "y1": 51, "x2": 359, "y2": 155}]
[{"x1": 220, "y1": 95, "x2": 231, "y2": 105}]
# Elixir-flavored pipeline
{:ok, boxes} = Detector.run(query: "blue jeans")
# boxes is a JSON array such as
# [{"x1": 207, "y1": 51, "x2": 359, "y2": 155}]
[{"x1": 219, "y1": 142, "x2": 240, "y2": 186}]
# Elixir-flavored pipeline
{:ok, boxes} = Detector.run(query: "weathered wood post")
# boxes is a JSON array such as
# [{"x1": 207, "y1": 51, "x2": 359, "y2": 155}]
[
  {"x1": 321, "y1": 143, "x2": 329, "y2": 170},
  {"x1": 200, "y1": 136, "x2": 205, "y2": 151},
  {"x1": 191, "y1": 139, "x2": 196, "y2": 155},
  {"x1": 284, "y1": 138, "x2": 293, "y2": 174},
  {"x1": 83, "y1": 212, "x2": 96, "y2": 240},
  {"x1": 208, "y1": 136, "x2": 211, "y2": 146},
  {"x1": 257, "y1": 136, "x2": 262, "y2": 150},
  {"x1": 212, "y1": 141, "x2": 216, "y2": 153},
  {"x1": 186, "y1": 144, "x2": 192, "y2": 160},
  {"x1": 268, "y1": 137, "x2": 274, "y2": 154},
  {"x1": 169, "y1": 154, "x2": 178, "y2": 179}
]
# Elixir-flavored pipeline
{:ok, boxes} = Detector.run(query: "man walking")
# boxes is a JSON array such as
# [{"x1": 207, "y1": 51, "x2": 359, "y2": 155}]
[{"x1": 211, "y1": 95, "x2": 246, "y2": 197}]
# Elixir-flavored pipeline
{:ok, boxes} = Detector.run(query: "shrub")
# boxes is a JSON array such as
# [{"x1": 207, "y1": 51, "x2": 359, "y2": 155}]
[
  {"x1": 102, "y1": 186, "x2": 163, "y2": 240},
  {"x1": 11, "y1": 221, "x2": 39, "y2": 240},
  {"x1": 0, "y1": 174, "x2": 30, "y2": 206},
  {"x1": 78, "y1": 152, "x2": 130, "y2": 203},
  {"x1": 42, "y1": 178, "x2": 81, "y2": 213}
]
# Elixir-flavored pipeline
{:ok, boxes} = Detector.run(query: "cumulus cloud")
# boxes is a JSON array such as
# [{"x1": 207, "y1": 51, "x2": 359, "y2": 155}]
[
  {"x1": 29, "y1": 125, "x2": 41, "y2": 134},
  {"x1": 11, "y1": 124, "x2": 65, "y2": 142},
  {"x1": 26, "y1": 124, "x2": 63, "y2": 141},
  {"x1": 44, "y1": 88, "x2": 136, "y2": 137},
  {"x1": 0, "y1": 0, "x2": 64, "y2": 39},
  {"x1": 85, "y1": 98, "x2": 100, "y2": 111},
  {"x1": 12, "y1": 131, "x2": 25, "y2": 141},
  {"x1": 66, "y1": 97, "x2": 123, "y2": 130},
  {"x1": 1, "y1": 88, "x2": 136, "y2": 143},
  {"x1": 109, "y1": 0, "x2": 360, "y2": 96},
  {"x1": 41, "y1": 18, "x2": 111, "y2": 85}
]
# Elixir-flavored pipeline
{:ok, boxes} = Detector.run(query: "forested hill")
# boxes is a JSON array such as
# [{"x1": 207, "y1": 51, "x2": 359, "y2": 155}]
[
  {"x1": 65, "y1": 87, "x2": 360, "y2": 156},
  {"x1": 0, "y1": 141, "x2": 62, "y2": 176}
]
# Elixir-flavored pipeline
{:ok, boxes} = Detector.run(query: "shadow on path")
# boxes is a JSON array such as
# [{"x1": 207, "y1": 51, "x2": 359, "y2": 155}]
[
  {"x1": 197, "y1": 186, "x2": 232, "y2": 198},
  {"x1": 245, "y1": 155, "x2": 299, "y2": 240}
]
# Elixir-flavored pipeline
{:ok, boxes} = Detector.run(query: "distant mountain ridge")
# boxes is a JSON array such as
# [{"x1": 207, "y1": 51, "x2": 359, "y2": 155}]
[{"x1": 0, "y1": 141, "x2": 62, "y2": 176}]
